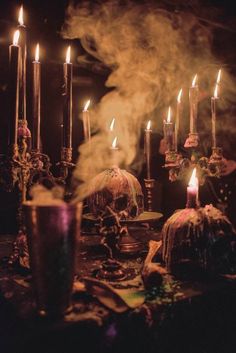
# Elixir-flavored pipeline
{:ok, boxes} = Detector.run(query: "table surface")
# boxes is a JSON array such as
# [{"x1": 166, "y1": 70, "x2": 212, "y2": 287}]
[{"x1": 1, "y1": 232, "x2": 236, "y2": 353}]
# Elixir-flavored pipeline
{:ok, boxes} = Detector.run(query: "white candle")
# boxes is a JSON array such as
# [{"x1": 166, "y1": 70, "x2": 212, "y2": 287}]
[
  {"x1": 82, "y1": 99, "x2": 91, "y2": 142},
  {"x1": 18, "y1": 5, "x2": 27, "y2": 121},
  {"x1": 174, "y1": 88, "x2": 182, "y2": 152},
  {"x1": 163, "y1": 107, "x2": 175, "y2": 151},
  {"x1": 109, "y1": 117, "x2": 115, "y2": 132},
  {"x1": 211, "y1": 69, "x2": 221, "y2": 148},
  {"x1": 186, "y1": 168, "x2": 198, "y2": 208},
  {"x1": 111, "y1": 136, "x2": 118, "y2": 167},
  {"x1": 9, "y1": 30, "x2": 20, "y2": 146},
  {"x1": 32, "y1": 44, "x2": 41, "y2": 151},
  {"x1": 63, "y1": 46, "x2": 73, "y2": 149},
  {"x1": 189, "y1": 74, "x2": 199, "y2": 134},
  {"x1": 145, "y1": 120, "x2": 152, "y2": 179}
]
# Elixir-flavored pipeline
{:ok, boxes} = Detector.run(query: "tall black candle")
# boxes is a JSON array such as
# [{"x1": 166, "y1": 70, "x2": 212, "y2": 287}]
[
  {"x1": 62, "y1": 46, "x2": 72, "y2": 149},
  {"x1": 32, "y1": 44, "x2": 41, "y2": 151},
  {"x1": 9, "y1": 30, "x2": 20, "y2": 146},
  {"x1": 18, "y1": 5, "x2": 27, "y2": 121}
]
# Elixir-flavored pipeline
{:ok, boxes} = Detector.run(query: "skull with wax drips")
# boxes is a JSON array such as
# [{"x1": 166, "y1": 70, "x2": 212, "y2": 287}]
[{"x1": 88, "y1": 167, "x2": 144, "y2": 219}]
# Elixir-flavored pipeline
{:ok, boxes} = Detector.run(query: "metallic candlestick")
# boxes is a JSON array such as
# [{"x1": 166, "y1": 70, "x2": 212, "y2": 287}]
[{"x1": 144, "y1": 178, "x2": 155, "y2": 212}]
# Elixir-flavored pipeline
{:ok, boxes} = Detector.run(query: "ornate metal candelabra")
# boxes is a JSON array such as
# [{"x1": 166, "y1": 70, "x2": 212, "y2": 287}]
[{"x1": 164, "y1": 132, "x2": 224, "y2": 183}]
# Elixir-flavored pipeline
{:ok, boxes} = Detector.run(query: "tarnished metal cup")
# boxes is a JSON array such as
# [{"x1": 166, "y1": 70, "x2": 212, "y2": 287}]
[{"x1": 23, "y1": 201, "x2": 82, "y2": 317}]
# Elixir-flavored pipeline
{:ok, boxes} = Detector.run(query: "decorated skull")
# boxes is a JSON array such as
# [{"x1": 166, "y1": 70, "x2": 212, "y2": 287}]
[{"x1": 88, "y1": 167, "x2": 144, "y2": 219}]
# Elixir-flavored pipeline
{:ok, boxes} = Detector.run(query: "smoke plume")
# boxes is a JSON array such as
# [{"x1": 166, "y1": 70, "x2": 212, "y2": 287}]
[{"x1": 62, "y1": 0, "x2": 236, "y2": 199}]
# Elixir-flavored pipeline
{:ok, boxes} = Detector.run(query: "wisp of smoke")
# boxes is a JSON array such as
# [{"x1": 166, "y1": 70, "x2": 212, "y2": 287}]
[{"x1": 62, "y1": 0, "x2": 236, "y2": 200}]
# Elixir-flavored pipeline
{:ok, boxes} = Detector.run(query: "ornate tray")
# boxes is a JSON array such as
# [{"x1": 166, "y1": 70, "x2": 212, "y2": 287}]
[{"x1": 83, "y1": 211, "x2": 163, "y2": 224}]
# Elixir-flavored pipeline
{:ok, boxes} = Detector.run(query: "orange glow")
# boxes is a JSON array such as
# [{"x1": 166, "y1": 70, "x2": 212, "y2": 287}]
[
  {"x1": 216, "y1": 69, "x2": 221, "y2": 84},
  {"x1": 84, "y1": 100, "x2": 90, "y2": 111},
  {"x1": 188, "y1": 168, "x2": 198, "y2": 187},
  {"x1": 192, "y1": 74, "x2": 197, "y2": 87},
  {"x1": 35, "y1": 43, "x2": 39, "y2": 62},
  {"x1": 214, "y1": 84, "x2": 218, "y2": 98},
  {"x1": 18, "y1": 5, "x2": 24, "y2": 26},
  {"x1": 146, "y1": 120, "x2": 151, "y2": 130},
  {"x1": 13, "y1": 30, "x2": 20, "y2": 46},
  {"x1": 110, "y1": 118, "x2": 115, "y2": 131},
  {"x1": 167, "y1": 106, "x2": 171, "y2": 123},
  {"x1": 112, "y1": 136, "x2": 118, "y2": 149},
  {"x1": 66, "y1": 46, "x2": 71, "y2": 64},
  {"x1": 177, "y1": 88, "x2": 183, "y2": 103}
]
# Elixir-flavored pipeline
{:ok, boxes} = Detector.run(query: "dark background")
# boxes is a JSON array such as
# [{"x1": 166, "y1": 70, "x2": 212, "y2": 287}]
[
  {"x1": 0, "y1": 0, "x2": 236, "y2": 233},
  {"x1": 0, "y1": 0, "x2": 236, "y2": 160}
]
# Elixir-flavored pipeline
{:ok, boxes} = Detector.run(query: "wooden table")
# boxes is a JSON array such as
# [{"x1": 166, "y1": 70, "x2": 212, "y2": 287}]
[{"x1": 1, "y1": 233, "x2": 236, "y2": 353}]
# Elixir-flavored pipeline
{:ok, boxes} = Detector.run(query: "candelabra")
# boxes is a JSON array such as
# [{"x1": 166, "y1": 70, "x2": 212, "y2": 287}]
[{"x1": 164, "y1": 132, "x2": 224, "y2": 183}]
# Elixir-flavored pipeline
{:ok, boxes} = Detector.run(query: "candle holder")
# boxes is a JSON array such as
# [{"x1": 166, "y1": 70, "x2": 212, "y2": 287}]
[
  {"x1": 57, "y1": 147, "x2": 75, "y2": 183},
  {"x1": 144, "y1": 178, "x2": 155, "y2": 212},
  {"x1": 164, "y1": 131, "x2": 224, "y2": 184}
]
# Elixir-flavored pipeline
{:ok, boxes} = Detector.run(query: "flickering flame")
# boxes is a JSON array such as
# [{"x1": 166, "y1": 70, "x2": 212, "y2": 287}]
[
  {"x1": 216, "y1": 69, "x2": 221, "y2": 84},
  {"x1": 167, "y1": 106, "x2": 171, "y2": 123},
  {"x1": 146, "y1": 120, "x2": 151, "y2": 130},
  {"x1": 177, "y1": 88, "x2": 183, "y2": 103},
  {"x1": 112, "y1": 136, "x2": 118, "y2": 149},
  {"x1": 84, "y1": 99, "x2": 90, "y2": 111},
  {"x1": 214, "y1": 84, "x2": 218, "y2": 99},
  {"x1": 13, "y1": 30, "x2": 20, "y2": 46},
  {"x1": 18, "y1": 5, "x2": 24, "y2": 26},
  {"x1": 35, "y1": 43, "x2": 39, "y2": 62},
  {"x1": 192, "y1": 74, "x2": 197, "y2": 87},
  {"x1": 188, "y1": 168, "x2": 198, "y2": 187},
  {"x1": 66, "y1": 46, "x2": 71, "y2": 64},
  {"x1": 110, "y1": 117, "x2": 115, "y2": 131}
]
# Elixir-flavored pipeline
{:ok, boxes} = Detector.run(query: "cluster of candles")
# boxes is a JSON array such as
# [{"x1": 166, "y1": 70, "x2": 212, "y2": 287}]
[
  {"x1": 144, "y1": 70, "x2": 222, "y2": 179},
  {"x1": 8, "y1": 6, "x2": 92, "y2": 155}
]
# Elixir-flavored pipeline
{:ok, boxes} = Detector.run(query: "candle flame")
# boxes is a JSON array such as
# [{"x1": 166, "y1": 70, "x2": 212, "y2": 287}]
[
  {"x1": 214, "y1": 84, "x2": 218, "y2": 98},
  {"x1": 35, "y1": 43, "x2": 39, "y2": 62},
  {"x1": 167, "y1": 106, "x2": 171, "y2": 123},
  {"x1": 112, "y1": 136, "x2": 118, "y2": 149},
  {"x1": 146, "y1": 120, "x2": 151, "y2": 130},
  {"x1": 110, "y1": 118, "x2": 115, "y2": 131},
  {"x1": 84, "y1": 99, "x2": 90, "y2": 111},
  {"x1": 192, "y1": 74, "x2": 197, "y2": 87},
  {"x1": 188, "y1": 168, "x2": 198, "y2": 187},
  {"x1": 216, "y1": 69, "x2": 221, "y2": 84},
  {"x1": 177, "y1": 88, "x2": 183, "y2": 103},
  {"x1": 18, "y1": 5, "x2": 24, "y2": 26},
  {"x1": 13, "y1": 30, "x2": 20, "y2": 46},
  {"x1": 66, "y1": 46, "x2": 71, "y2": 64}
]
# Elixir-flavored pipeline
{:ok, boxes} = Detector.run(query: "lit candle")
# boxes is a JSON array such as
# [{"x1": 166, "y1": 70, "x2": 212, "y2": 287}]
[
  {"x1": 62, "y1": 46, "x2": 73, "y2": 149},
  {"x1": 163, "y1": 106, "x2": 175, "y2": 151},
  {"x1": 109, "y1": 117, "x2": 115, "y2": 132},
  {"x1": 18, "y1": 5, "x2": 27, "y2": 121},
  {"x1": 111, "y1": 136, "x2": 118, "y2": 167},
  {"x1": 9, "y1": 30, "x2": 20, "y2": 146},
  {"x1": 174, "y1": 88, "x2": 183, "y2": 152},
  {"x1": 189, "y1": 74, "x2": 199, "y2": 134},
  {"x1": 32, "y1": 44, "x2": 41, "y2": 151},
  {"x1": 145, "y1": 120, "x2": 152, "y2": 179},
  {"x1": 211, "y1": 69, "x2": 221, "y2": 148},
  {"x1": 82, "y1": 100, "x2": 91, "y2": 142},
  {"x1": 186, "y1": 168, "x2": 199, "y2": 208}
]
